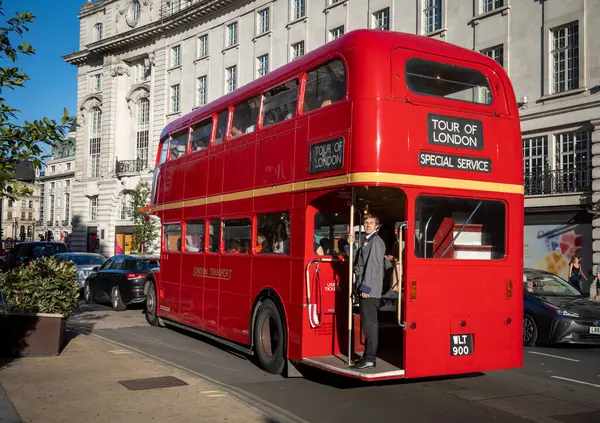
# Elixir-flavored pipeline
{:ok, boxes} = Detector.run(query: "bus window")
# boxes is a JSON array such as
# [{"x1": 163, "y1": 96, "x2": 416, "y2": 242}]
[
  {"x1": 313, "y1": 212, "x2": 350, "y2": 256},
  {"x1": 158, "y1": 139, "x2": 169, "y2": 164},
  {"x1": 414, "y1": 196, "x2": 506, "y2": 260},
  {"x1": 405, "y1": 58, "x2": 492, "y2": 105},
  {"x1": 262, "y1": 79, "x2": 299, "y2": 128},
  {"x1": 304, "y1": 59, "x2": 346, "y2": 112},
  {"x1": 256, "y1": 212, "x2": 290, "y2": 254},
  {"x1": 190, "y1": 119, "x2": 212, "y2": 152},
  {"x1": 232, "y1": 96, "x2": 260, "y2": 137},
  {"x1": 223, "y1": 218, "x2": 251, "y2": 253},
  {"x1": 170, "y1": 131, "x2": 188, "y2": 158},
  {"x1": 208, "y1": 218, "x2": 221, "y2": 253},
  {"x1": 215, "y1": 110, "x2": 229, "y2": 144},
  {"x1": 164, "y1": 223, "x2": 182, "y2": 252},
  {"x1": 185, "y1": 221, "x2": 205, "y2": 252}
]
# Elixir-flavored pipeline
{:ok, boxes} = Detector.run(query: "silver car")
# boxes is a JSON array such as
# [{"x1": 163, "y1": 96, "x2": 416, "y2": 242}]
[{"x1": 54, "y1": 253, "x2": 106, "y2": 293}]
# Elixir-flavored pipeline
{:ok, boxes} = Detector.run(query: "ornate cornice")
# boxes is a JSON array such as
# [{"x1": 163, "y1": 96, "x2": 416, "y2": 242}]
[{"x1": 64, "y1": 0, "x2": 245, "y2": 66}]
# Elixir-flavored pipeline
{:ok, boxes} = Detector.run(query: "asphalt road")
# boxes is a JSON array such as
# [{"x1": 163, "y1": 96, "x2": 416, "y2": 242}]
[{"x1": 69, "y1": 304, "x2": 600, "y2": 423}]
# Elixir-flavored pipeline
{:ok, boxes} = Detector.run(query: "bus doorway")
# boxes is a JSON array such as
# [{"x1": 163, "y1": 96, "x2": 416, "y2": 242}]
[{"x1": 303, "y1": 186, "x2": 407, "y2": 380}]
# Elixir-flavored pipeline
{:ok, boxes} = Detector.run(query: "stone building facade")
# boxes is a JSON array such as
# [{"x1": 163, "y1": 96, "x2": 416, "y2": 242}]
[{"x1": 64, "y1": 0, "x2": 600, "y2": 278}]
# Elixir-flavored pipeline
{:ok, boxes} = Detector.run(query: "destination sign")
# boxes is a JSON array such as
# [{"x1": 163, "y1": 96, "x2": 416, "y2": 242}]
[
  {"x1": 309, "y1": 138, "x2": 344, "y2": 174},
  {"x1": 419, "y1": 152, "x2": 491, "y2": 173},
  {"x1": 428, "y1": 114, "x2": 484, "y2": 150}
]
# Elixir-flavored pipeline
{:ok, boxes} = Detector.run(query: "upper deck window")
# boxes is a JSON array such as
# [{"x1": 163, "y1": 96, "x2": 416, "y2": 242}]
[
  {"x1": 169, "y1": 131, "x2": 188, "y2": 159},
  {"x1": 262, "y1": 79, "x2": 298, "y2": 128},
  {"x1": 158, "y1": 139, "x2": 169, "y2": 164},
  {"x1": 215, "y1": 110, "x2": 229, "y2": 144},
  {"x1": 304, "y1": 59, "x2": 346, "y2": 112},
  {"x1": 190, "y1": 119, "x2": 212, "y2": 152},
  {"x1": 232, "y1": 96, "x2": 260, "y2": 137},
  {"x1": 406, "y1": 58, "x2": 492, "y2": 105}
]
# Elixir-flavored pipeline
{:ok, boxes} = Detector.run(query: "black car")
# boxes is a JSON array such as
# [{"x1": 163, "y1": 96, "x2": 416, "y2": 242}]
[
  {"x1": 83, "y1": 254, "x2": 159, "y2": 311},
  {"x1": 523, "y1": 268, "x2": 600, "y2": 346},
  {"x1": 3, "y1": 242, "x2": 69, "y2": 270}
]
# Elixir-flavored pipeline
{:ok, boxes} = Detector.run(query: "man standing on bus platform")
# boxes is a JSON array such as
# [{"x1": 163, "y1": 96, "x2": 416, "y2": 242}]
[{"x1": 349, "y1": 213, "x2": 391, "y2": 369}]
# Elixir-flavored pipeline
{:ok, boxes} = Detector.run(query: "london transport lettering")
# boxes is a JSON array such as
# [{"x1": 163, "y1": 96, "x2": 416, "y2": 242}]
[
  {"x1": 428, "y1": 114, "x2": 483, "y2": 150},
  {"x1": 192, "y1": 266, "x2": 232, "y2": 280},
  {"x1": 419, "y1": 152, "x2": 491, "y2": 173},
  {"x1": 309, "y1": 138, "x2": 344, "y2": 173}
]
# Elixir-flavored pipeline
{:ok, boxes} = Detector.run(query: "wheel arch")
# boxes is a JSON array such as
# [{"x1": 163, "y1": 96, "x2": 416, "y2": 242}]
[{"x1": 249, "y1": 287, "x2": 289, "y2": 354}]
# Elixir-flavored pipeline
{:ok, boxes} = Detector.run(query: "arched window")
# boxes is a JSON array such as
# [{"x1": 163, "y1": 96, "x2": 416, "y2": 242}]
[
  {"x1": 132, "y1": 1, "x2": 141, "y2": 21},
  {"x1": 89, "y1": 107, "x2": 102, "y2": 178},
  {"x1": 136, "y1": 98, "x2": 150, "y2": 166}
]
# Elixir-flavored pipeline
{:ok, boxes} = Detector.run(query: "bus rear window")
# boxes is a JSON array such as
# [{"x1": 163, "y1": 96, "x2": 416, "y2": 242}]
[
  {"x1": 414, "y1": 196, "x2": 505, "y2": 260},
  {"x1": 406, "y1": 58, "x2": 492, "y2": 105}
]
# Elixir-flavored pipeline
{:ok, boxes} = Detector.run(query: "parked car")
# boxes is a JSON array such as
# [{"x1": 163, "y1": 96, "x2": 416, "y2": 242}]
[
  {"x1": 3, "y1": 242, "x2": 68, "y2": 270},
  {"x1": 54, "y1": 252, "x2": 106, "y2": 295},
  {"x1": 523, "y1": 268, "x2": 600, "y2": 346},
  {"x1": 83, "y1": 254, "x2": 159, "y2": 311}
]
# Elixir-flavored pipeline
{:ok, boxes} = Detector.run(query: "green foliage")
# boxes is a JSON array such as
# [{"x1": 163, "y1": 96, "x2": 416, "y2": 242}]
[
  {"x1": 126, "y1": 181, "x2": 160, "y2": 252},
  {"x1": 0, "y1": 256, "x2": 80, "y2": 316},
  {"x1": 0, "y1": 1, "x2": 74, "y2": 199}
]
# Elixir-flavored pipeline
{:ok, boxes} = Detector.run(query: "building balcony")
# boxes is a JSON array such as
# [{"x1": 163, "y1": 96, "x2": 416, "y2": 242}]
[
  {"x1": 116, "y1": 158, "x2": 147, "y2": 175},
  {"x1": 525, "y1": 169, "x2": 591, "y2": 196}
]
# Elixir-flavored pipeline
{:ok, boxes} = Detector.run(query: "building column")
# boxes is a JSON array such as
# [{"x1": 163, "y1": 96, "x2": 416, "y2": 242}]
[{"x1": 590, "y1": 119, "x2": 600, "y2": 295}]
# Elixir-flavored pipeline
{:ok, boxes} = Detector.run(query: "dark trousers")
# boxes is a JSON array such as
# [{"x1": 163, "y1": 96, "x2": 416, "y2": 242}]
[{"x1": 359, "y1": 297, "x2": 379, "y2": 362}]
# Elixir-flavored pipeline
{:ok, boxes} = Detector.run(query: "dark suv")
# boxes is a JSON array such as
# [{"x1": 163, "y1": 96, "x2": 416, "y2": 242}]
[{"x1": 4, "y1": 242, "x2": 69, "y2": 270}]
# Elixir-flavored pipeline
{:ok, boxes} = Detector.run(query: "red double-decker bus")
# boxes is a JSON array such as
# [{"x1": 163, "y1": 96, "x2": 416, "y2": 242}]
[{"x1": 145, "y1": 29, "x2": 523, "y2": 381}]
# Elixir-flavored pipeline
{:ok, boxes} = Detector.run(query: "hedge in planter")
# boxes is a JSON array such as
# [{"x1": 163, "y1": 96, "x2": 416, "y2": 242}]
[{"x1": 0, "y1": 256, "x2": 81, "y2": 356}]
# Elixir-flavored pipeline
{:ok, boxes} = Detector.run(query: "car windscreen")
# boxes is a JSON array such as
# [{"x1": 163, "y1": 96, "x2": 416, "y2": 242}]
[
  {"x1": 60, "y1": 255, "x2": 105, "y2": 265},
  {"x1": 31, "y1": 244, "x2": 68, "y2": 258},
  {"x1": 524, "y1": 273, "x2": 581, "y2": 297}
]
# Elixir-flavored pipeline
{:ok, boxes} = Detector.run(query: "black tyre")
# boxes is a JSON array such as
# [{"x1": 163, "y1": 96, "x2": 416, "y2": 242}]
[
  {"x1": 83, "y1": 282, "x2": 93, "y2": 304},
  {"x1": 253, "y1": 299, "x2": 286, "y2": 374},
  {"x1": 145, "y1": 281, "x2": 163, "y2": 326},
  {"x1": 523, "y1": 314, "x2": 538, "y2": 346},
  {"x1": 110, "y1": 285, "x2": 127, "y2": 312}
]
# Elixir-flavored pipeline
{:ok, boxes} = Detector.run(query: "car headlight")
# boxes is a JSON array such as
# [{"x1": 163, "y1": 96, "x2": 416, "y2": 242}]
[{"x1": 543, "y1": 302, "x2": 580, "y2": 318}]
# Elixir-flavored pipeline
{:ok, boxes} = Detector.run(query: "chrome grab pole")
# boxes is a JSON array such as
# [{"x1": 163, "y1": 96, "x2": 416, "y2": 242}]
[
  {"x1": 347, "y1": 188, "x2": 355, "y2": 366},
  {"x1": 396, "y1": 222, "x2": 407, "y2": 328}
]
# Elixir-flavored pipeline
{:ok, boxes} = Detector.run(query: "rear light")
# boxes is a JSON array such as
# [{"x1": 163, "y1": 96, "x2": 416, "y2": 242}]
[
  {"x1": 126, "y1": 273, "x2": 142, "y2": 279},
  {"x1": 506, "y1": 280, "x2": 513, "y2": 299},
  {"x1": 410, "y1": 280, "x2": 417, "y2": 302}
]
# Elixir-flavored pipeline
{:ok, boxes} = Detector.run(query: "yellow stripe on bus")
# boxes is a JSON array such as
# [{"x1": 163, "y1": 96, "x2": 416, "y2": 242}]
[{"x1": 150, "y1": 172, "x2": 524, "y2": 212}]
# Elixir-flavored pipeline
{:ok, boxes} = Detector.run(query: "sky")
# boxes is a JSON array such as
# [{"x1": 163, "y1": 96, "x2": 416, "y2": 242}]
[{"x1": 3, "y1": 0, "x2": 83, "y2": 127}]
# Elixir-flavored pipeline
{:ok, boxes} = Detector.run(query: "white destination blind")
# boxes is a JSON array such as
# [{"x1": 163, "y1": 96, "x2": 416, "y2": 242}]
[
  {"x1": 309, "y1": 137, "x2": 344, "y2": 174},
  {"x1": 428, "y1": 114, "x2": 483, "y2": 150},
  {"x1": 419, "y1": 152, "x2": 491, "y2": 173}
]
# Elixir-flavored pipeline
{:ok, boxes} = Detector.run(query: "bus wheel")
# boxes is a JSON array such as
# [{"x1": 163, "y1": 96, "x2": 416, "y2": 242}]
[
  {"x1": 145, "y1": 282, "x2": 159, "y2": 326},
  {"x1": 254, "y1": 299, "x2": 285, "y2": 374},
  {"x1": 523, "y1": 314, "x2": 538, "y2": 346}
]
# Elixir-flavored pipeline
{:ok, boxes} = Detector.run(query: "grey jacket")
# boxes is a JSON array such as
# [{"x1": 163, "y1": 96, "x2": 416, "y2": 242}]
[{"x1": 354, "y1": 233, "x2": 391, "y2": 299}]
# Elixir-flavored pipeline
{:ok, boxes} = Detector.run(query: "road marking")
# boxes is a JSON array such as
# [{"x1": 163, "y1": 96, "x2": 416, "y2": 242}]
[
  {"x1": 201, "y1": 390, "x2": 221, "y2": 394},
  {"x1": 207, "y1": 394, "x2": 228, "y2": 398},
  {"x1": 551, "y1": 376, "x2": 600, "y2": 388},
  {"x1": 528, "y1": 351, "x2": 580, "y2": 362},
  {"x1": 109, "y1": 349, "x2": 133, "y2": 355}
]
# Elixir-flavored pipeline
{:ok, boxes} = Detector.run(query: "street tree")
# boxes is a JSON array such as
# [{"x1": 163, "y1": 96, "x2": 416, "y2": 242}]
[
  {"x1": 0, "y1": 1, "x2": 74, "y2": 199},
  {"x1": 126, "y1": 181, "x2": 159, "y2": 253}
]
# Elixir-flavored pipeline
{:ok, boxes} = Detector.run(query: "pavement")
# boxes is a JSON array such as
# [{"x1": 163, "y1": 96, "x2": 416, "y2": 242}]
[{"x1": 0, "y1": 327, "x2": 277, "y2": 423}]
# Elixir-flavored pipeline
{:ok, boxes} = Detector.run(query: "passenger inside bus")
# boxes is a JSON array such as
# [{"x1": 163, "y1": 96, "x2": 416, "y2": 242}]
[{"x1": 304, "y1": 59, "x2": 346, "y2": 111}]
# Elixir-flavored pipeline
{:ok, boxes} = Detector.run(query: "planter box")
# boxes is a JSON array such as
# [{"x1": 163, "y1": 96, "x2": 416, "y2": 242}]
[{"x1": 0, "y1": 312, "x2": 66, "y2": 357}]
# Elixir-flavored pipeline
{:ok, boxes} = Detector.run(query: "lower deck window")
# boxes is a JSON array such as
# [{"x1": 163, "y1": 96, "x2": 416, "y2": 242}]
[
  {"x1": 164, "y1": 223, "x2": 182, "y2": 252},
  {"x1": 414, "y1": 196, "x2": 506, "y2": 260},
  {"x1": 223, "y1": 218, "x2": 251, "y2": 253}
]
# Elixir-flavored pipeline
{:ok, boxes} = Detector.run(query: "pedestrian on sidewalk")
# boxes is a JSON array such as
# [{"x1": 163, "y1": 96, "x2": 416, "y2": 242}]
[{"x1": 594, "y1": 267, "x2": 600, "y2": 301}]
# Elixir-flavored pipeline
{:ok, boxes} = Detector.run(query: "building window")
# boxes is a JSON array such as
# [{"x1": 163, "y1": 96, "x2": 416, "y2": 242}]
[
  {"x1": 257, "y1": 54, "x2": 269, "y2": 77},
  {"x1": 556, "y1": 130, "x2": 590, "y2": 193},
  {"x1": 171, "y1": 45, "x2": 181, "y2": 67},
  {"x1": 552, "y1": 22, "x2": 579, "y2": 94},
  {"x1": 93, "y1": 74, "x2": 101, "y2": 91},
  {"x1": 136, "y1": 98, "x2": 150, "y2": 166},
  {"x1": 227, "y1": 22, "x2": 238, "y2": 47},
  {"x1": 64, "y1": 193, "x2": 70, "y2": 225},
  {"x1": 7, "y1": 211, "x2": 12, "y2": 220},
  {"x1": 88, "y1": 107, "x2": 102, "y2": 178},
  {"x1": 226, "y1": 66, "x2": 237, "y2": 93},
  {"x1": 132, "y1": 0, "x2": 141, "y2": 20},
  {"x1": 293, "y1": 0, "x2": 306, "y2": 20},
  {"x1": 523, "y1": 136, "x2": 549, "y2": 195},
  {"x1": 197, "y1": 34, "x2": 208, "y2": 57},
  {"x1": 120, "y1": 194, "x2": 130, "y2": 220},
  {"x1": 481, "y1": 45, "x2": 504, "y2": 103},
  {"x1": 49, "y1": 194, "x2": 55, "y2": 224},
  {"x1": 196, "y1": 75, "x2": 207, "y2": 106},
  {"x1": 29, "y1": 200, "x2": 33, "y2": 209},
  {"x1": 171, "y1": 84, "x2": 181, "y2": 113},
  {"x1": 51, "y1": 165, "x2": 56, "y2": 174},
  {"x1": 21, "y1": 211, "x2": 25, "y2": 220},
  {"x1": 66, "y1": 162, "x2": 71, "y2": 171},
  {"x1": 330, "y1": 26, "x2": 344, "y2": 40},
  {"x1": 89, "y1": 197, "x2": 98, "y2": 221},
  {"x1": 292, "y1": 41, "x2": 304, "y2": 60},
  {"x1": 424, "y1": 0, "x2": 442, "y2": 33},
  {"x1": 94, "y1": 23, "x2": 103, "y2": 41},
  {"x1": 28, "y1": 212, "x2": 32, "y2": 221},
  {"x1": 483, "y1": 0, "x2": 503, "y2": 13},
  {"x1": 372, "y1": 8, "x2": 390, "y2": 30},
  {"x1": 258, "y1": 8, "x2": 270, "y2": 34},
  {"x1": 171, "y1": 0, "x2": 181, "y2": 13}
]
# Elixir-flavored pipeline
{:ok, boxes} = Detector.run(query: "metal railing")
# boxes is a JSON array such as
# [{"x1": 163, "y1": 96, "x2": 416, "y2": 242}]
[
  {"x1": 525, "y1": 168, "x2": 591, "y2": 196},
  {"x1": 116, "y1": 158, "x2": 146, "y2": 174}
]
